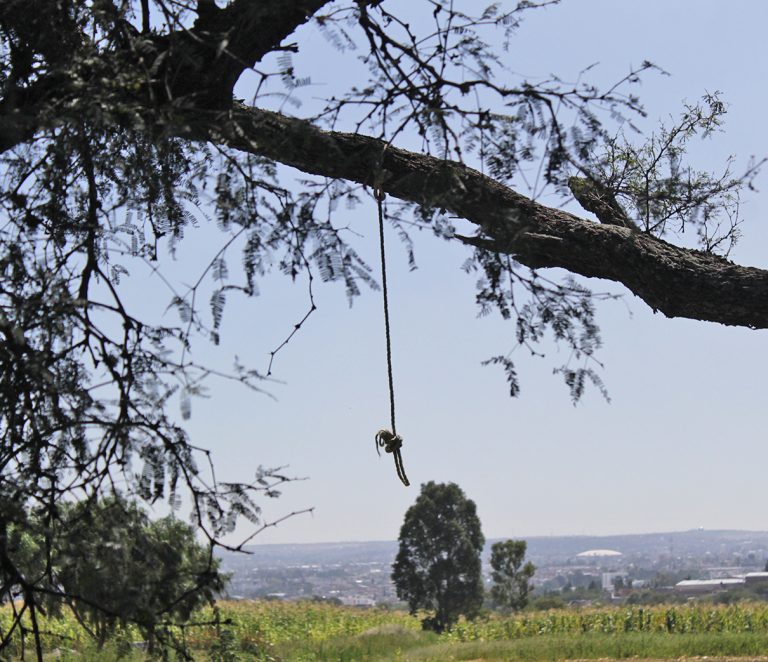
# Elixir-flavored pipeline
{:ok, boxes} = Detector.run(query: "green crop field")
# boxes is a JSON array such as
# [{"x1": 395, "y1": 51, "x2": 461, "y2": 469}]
[{"x1": 5, "y1": 600, "x2": 768, "y2": 660}]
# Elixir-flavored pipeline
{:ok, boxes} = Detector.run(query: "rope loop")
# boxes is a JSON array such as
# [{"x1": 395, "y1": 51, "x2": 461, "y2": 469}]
[
  {"x1": 375, "y1": 429, "x2": 402, "y2": 454},
  {"x1": 375, "y1": 429, "x2": 409, "y2": 486}
]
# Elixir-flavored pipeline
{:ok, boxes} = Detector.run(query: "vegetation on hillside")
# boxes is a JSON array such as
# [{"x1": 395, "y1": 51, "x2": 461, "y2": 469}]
[{"x1": 4, "y1": 599, "x2": 768, "y2": 660}]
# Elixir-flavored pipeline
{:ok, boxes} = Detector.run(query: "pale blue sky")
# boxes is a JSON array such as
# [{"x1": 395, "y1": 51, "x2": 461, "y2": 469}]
[{"x1": 127, "y1": 1, "x2": 768, "y2": 544}]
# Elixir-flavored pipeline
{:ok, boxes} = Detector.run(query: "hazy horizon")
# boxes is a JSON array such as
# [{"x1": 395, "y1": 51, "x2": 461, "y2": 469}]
[{"x1": 223, "y1": 526, "x2": 768, "y2": 549}]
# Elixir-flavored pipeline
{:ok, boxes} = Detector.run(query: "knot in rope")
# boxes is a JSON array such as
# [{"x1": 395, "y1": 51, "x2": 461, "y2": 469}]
[
  {"x1": 375, "y1": 429, "x2": 409, "y2": 486},
  {"x1": 376, "y1": 429, "x2": 402, "y2": 454}
]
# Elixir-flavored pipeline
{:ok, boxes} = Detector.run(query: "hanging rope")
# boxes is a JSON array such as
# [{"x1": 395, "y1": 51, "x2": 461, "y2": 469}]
[{"x1": 374, "y1": 185, "x2": 409, "y2": 487}]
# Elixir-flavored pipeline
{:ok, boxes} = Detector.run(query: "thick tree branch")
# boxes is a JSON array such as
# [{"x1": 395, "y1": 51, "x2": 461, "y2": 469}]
[
  {"x1": 181, "y1": 0, "x2": 331, "y2": 102},
  {"x1": 217, "y1": 0, "x2": 330, "y2": 64},
  {"x1": 0, "y1": 0, "x2": 333, "y2": 148},
  {"x1": 0, "y1": 70, "x2": 75, "y2": 153},
  {"x1": 180, "y1": 104, "x2": 768, "y2": 330}
]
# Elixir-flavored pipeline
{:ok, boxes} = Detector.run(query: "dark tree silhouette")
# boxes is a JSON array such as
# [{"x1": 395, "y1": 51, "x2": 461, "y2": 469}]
[{"x1": 392, "y1": 482, "x2": 484, "y2": 632}]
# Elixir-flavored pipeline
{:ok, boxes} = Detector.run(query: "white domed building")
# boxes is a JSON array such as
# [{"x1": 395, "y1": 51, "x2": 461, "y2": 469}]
[{"x1": 576, "y1": 549, "x2": 622, "y2": 559}]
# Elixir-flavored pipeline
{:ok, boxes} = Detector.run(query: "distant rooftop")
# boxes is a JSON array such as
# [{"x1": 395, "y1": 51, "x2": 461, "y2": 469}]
[
  {"x1": 576, "y1": 549, "x2": 622, "y2": 557},
  {"x1": 676, "y1": 578, "x2": 744, "y2": 588}
]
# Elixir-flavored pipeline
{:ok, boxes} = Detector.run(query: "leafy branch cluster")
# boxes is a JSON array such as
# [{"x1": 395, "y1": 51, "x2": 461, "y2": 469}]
[
  {"x1": 572, "y1": 92, "x2": 764, "y2": 254},
  {"x1": 313, "y1": 1, "x2": 650, "y2": 179},
  {"x1": 466, "y1": 248, "x2": 611, "y2": 401}
]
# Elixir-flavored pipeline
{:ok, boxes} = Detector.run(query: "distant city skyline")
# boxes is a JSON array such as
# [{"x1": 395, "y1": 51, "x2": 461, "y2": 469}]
[
  {"x1": 218, "y1": 528, "x2": 768, "y2": 603},
  {"x1": 128, "y1": 1, "x2": 768, "y2": 545}
]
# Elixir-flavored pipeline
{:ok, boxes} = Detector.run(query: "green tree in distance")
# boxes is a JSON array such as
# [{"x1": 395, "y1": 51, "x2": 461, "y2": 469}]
[
  {"x1": 392, "y1": 482, "x2": 485, "y2": 632},
  {"x1": 490, "y1": 539, "x2": 536, "y2": 612}
]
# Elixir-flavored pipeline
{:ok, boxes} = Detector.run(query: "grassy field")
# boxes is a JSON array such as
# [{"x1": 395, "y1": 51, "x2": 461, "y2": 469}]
[{"x1": 6, "y1": 600, "x2": 768, "y2": 660}]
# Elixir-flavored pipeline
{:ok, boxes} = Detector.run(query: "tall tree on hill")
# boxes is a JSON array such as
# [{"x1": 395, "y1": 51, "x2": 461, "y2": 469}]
[
  {"x1": 0, "y1": 0, "x2": 765, "y2": 654},
  {"x1": 392, "y1": 482, "x2": 485, "y2": 632}
]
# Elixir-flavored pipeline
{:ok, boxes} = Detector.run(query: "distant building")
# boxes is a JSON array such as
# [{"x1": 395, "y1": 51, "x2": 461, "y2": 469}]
[
  {"x1": 577, "y1": 549, "x2": 622, "y2": 558},
  {"x1": 602, "y1": 572, "x2": 628, "y2": 592},
  {"x1": 341, "y1": 595, "x2": 376, "y2": 607},
  {"x1": 674, "y1": 578, "x2": 744, "y2": 595}
]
